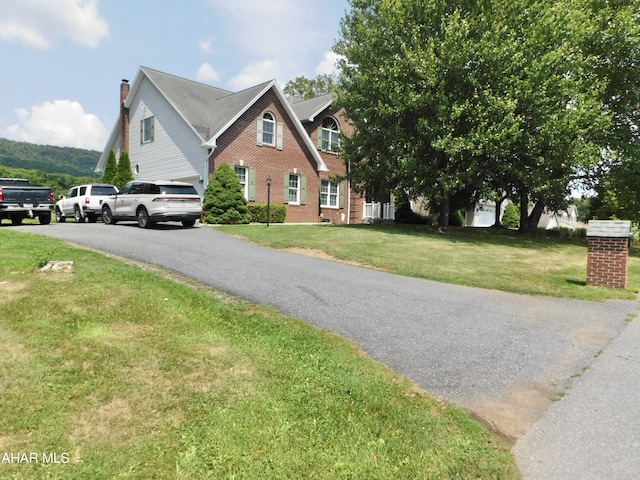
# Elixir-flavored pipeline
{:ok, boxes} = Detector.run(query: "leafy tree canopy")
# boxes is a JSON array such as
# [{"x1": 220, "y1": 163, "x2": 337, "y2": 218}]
[
  {"x1": 0, "y1": 137, "x2": 99, "y2": 177},
  {"x1": 335, "y1": 0, "x2": 640, "y2": 230},
  {"x1": 284, "y1": 74, "x2": 339, "y2": 100}
]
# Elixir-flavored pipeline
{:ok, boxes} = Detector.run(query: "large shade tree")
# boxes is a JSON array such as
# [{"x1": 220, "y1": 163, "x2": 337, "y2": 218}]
[{"x1": 335, "y1": 0, "x2": 639, "y2": 230}]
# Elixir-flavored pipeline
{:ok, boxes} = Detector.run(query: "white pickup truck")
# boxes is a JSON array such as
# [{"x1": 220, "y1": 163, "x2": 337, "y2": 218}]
[{"x1": 55, "y1": 183, "x2": 118, "y2": 223}]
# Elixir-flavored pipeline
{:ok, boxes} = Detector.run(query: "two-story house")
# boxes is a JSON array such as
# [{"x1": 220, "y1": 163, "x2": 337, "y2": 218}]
[{"x1": 96, "y1": 66, "x2": 364, "y2": 224}]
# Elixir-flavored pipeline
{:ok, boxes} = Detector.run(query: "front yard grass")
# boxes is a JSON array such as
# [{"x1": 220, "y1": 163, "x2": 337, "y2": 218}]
[
  {"x1": 216, "y1": 223, "x2": 640, "y2": 301},
  {"x1": 0, "y1": 229, "x2": 518, "y2": 479}
]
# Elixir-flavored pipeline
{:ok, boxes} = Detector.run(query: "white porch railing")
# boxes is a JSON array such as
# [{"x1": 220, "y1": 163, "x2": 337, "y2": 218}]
[{"x1": 363, "y1": 202, "x2": 395, "y2": 221}]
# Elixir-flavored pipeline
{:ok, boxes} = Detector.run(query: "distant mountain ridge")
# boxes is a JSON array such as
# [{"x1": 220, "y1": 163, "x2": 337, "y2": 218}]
[{"x1": 0, "y1": 137, "x2": 100, "y2": 177}]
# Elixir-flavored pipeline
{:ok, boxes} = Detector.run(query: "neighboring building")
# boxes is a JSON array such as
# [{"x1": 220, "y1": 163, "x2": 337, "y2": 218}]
[
  {"x1": 465, "y1": 200, "x2": 505, "y2": 227},
  {"x1": 96, "y1": 66, "x2": 364, "y2": 224},
  {"x1": 538, "y1": 205, "x2": 585, "y2": 230}
]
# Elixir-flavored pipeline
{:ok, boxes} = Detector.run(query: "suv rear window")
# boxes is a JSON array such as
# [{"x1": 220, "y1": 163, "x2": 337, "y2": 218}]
[
  {"x1": 92, "y1": 186, "x2": 118, "y2": 195},
  {"x1": 159, "y1": 185, "x2": 198, "y2": 195}
]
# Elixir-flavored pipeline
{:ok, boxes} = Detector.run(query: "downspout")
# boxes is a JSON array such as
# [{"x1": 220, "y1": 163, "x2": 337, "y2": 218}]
[
  {"x1": 347, "y1": 160, "x2": 352, "y2": 224},
  {"x1": 204, "y1": 146, "x2": 216, "y2": 195},
  {"x1": 347, "y1": 179, "x2": 351, "y2": 224}
]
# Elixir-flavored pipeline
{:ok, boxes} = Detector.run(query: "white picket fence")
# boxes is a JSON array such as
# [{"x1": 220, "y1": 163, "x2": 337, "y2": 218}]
[{"x1": 363, "y1": 202, "x2": 395, "y2": 221}]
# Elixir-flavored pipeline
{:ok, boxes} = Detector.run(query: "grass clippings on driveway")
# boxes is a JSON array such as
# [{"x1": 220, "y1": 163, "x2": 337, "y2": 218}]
[
  {"x1": 0, "y1": 229, "x2": 518, "y2": 479},
  {"x1": 217, "y1": 223, "x2": 640, "y2": 301}
]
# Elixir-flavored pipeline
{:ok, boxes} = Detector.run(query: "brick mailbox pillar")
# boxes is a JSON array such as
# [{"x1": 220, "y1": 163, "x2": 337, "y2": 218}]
[{"x1": 586, "y1": 220, "x2": 631, "y2": 289}]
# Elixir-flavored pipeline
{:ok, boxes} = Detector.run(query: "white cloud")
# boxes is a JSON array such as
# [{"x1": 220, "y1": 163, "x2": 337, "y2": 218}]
[
  {"x1": 196, "y1": 63, "x2": 221, "y2": 83},
  {"x1": 228, "y1": 59, "x2": 282, "y2": 91},
  {"x1": 208, "y1": 0, "x2": 314, "y2": 55},
  {"x1": 199, "y1": 37, "x2": 216, "y2": 54},
  {"x1": 0, "y1": 0, "x2": 109, "y2": 49},
  {"x1": 315, "y1": 51, "x2": 343, "y2": 76},
  {"x1": 3, "y1": 100, "x2": 107, "y2": 150},
  {"x1": 204, "y1": 0, "x2": 328, "y2": 87}
]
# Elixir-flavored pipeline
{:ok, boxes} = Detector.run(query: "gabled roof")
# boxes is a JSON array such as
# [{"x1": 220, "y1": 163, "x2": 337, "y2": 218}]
[
  {"x1": 289, "y1": 93, "x2": 336, "y2": 123},
  {"x1": 123, "y1": 66, "x2": 328, "y2": 172}
]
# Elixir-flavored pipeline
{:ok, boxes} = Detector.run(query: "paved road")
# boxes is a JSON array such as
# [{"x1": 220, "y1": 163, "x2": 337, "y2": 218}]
[{"x1": 11, "y1": 222, "x2": 640, "y2": 477}]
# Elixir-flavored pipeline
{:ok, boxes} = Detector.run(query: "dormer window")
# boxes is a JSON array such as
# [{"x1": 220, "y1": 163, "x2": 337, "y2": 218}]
[
  {"x1": 257, "y1": 112, "x2": 283, "y2": 149},
  {"x1": 318, "y1": 116, "x2": 339, "y2": 153}
]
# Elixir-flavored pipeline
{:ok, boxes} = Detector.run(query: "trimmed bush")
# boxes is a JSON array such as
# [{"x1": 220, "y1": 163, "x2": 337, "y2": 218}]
[
  {"x1": 101, "y1": 149, "x2": 117, "y2": 185},
  {"x1": 502, "y1": 202, "x2": 520, "y2": 229},
  {"x1": 202, "y1": 163, "x2": 251, "y2": 224},
  {"x1": 113, "y1": 151, "x2": 134, "y2": 189},
  {"x1": 248, "y1": 204, "x2": 286, "y2": 223}
]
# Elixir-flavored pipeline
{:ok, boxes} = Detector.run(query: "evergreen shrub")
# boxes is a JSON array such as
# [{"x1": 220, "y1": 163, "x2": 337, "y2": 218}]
[
  {"x1": 202, "y1": 163, "x2": 251, "y2": 224},
  {"x1": 248, "y1": 204, "x2": 286, "y2": 223},
  {"x1": 502, "y1": 202, "x2": 520, "y2": 229}
]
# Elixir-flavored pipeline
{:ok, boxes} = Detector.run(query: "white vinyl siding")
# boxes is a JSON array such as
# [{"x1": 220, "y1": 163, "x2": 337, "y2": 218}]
[
  {"x1": 141, "y1": 116, "x2": 154, "y2": 143},
  {"x1": 128, "y1": 77, "x2": 208, "y2": 195}
]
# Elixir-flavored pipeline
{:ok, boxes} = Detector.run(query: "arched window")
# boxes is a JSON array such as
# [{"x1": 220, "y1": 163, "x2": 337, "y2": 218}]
[
  {"x1": 260, "y1": 112, "x2": 275, "y2": 146},
  {"x1": 318, "y1": 116, "x2": 340, "y2": 153}
]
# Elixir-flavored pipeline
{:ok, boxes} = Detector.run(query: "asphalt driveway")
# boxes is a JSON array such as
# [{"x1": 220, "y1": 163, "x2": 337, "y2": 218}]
[{"x1": 12, "y1": 222, "x2": 640, "y2": 477}]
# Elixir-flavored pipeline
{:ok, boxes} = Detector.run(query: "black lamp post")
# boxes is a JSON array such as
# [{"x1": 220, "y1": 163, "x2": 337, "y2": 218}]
[{"x1": 266, "y1": 176, "x2": 272, "y2": 227}]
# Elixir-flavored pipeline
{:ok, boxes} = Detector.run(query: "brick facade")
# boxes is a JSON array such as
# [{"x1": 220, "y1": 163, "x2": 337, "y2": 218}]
[
  {"x1": 211, "y1": 90, "x2": 360, "y2": 224},
  {"x1": 586, "y1": 236, "x2": 629, "y2": 289},
  {"x1": 302, "y1": 105, "x2": 363, "y2": 224}
]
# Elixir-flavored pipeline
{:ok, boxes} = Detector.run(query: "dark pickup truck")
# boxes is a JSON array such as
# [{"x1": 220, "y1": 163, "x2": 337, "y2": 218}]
[{"x1": 0, "y1": 178, "x2": 55, "y2": 225}]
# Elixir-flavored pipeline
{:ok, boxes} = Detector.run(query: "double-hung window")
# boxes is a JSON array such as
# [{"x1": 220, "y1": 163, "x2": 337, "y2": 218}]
[
  {"x1": 287, "y1": 174, "x2": 300, "y2": 204},
  {"x1": 283, "y1": 173, "x2": 305, "y2": 205},
  {"x1": 256, "y1": 112, "x2": 283, "y2": 149},
  {"x1": 318, "y1": 117, "x2": 339, "y2": 153},
  {"x1": 234, "y1": 165, "x2": 256, "y2": 201},
  {"x1": 234, "y1": 166, "x2": 248, "y2": 200},
  {"x1": 141, "y1": 116, "x2": 155, "y2": 143},
  {"x1": 320, "y1": 180, "x2": 340, "y2": 208},
  {"x1": 261, "y1": 112, "x2": 275, "y2": 145}
]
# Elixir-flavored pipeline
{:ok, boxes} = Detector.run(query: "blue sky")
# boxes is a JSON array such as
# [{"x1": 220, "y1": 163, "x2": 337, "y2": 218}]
[{"x1": 0, "y1": 0, "x2": 350, "y2": 151}]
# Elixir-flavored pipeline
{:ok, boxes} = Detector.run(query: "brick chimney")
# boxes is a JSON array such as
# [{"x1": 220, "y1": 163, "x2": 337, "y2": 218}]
[{"x1": 119, "y1": 79, "x2": 130, "y2": 153}]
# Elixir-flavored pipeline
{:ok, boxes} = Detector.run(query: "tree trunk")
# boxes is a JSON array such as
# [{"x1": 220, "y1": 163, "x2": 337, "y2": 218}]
[
  {"x1": 438, "y1": 195, "x2": 450, "y2": 228},
  {"x1": 492, "y1": 194, "x2": 508, "y2": 228},
  {"x1": 526, "y1": 201, "x2": 545, "y2": 233},
  {"x1": 518, "y1": 191, "x2": 529, "y2": 233}
]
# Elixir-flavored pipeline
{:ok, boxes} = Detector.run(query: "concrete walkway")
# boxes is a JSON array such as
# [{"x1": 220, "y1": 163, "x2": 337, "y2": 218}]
[{"x1": 514, "y1": 311, "x2": 640, "y2": 479}]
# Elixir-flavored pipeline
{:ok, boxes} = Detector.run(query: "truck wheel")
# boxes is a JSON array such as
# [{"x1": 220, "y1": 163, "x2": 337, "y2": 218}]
[
  {"x1": 74, "y1": 206, "x2": 84, "y2": 223},
  {"x1": 137, "y1": 207, "x2": 153, "y2": 229},
  {"x1": 10, "y1": 216, "x2": 23, "y2": 226},
  {"x1": 102, "y1": 205, "x2": 116, "y2": 225},
  {"x1": 55, "y1": 208, "x2": 65, "y2": 223},
  {"x1": 38, "y1": 213, "x2": 52, "y2": 225},
  {"x1": 182, "y1": 219, "x2": 196, "y2": 228}
]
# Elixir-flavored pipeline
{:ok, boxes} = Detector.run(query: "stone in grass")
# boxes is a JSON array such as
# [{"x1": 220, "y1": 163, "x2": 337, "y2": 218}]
[{"x1": 40, "y1": 261, "x2": 74, "y2": 272}]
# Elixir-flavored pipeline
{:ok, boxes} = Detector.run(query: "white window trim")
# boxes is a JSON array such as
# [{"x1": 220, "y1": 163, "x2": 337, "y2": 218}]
[
  {"x1": 142, "y1": 116, "x2": 154, "y2": 144},
  {"x1": 234, "y1": 166, "x2": 248, "y2": 200},
  {"x1": 320, "y1": 180, "x2": 340, "y2": 208},
  {"x1": 262, "y1": 113, "x2": 275, "y2": 146},
  {"x1": 288, "y1": 174, "x2": 300, "y2": 205}
]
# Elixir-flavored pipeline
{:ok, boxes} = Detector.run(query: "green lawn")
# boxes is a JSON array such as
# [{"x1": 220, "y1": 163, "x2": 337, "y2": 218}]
[
  {"x1": 217, "y1": 223, "x2": 640, "y2": 301},
  {"x1": 0, "y1": 229, "x2": 518, "y2": 479}
]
